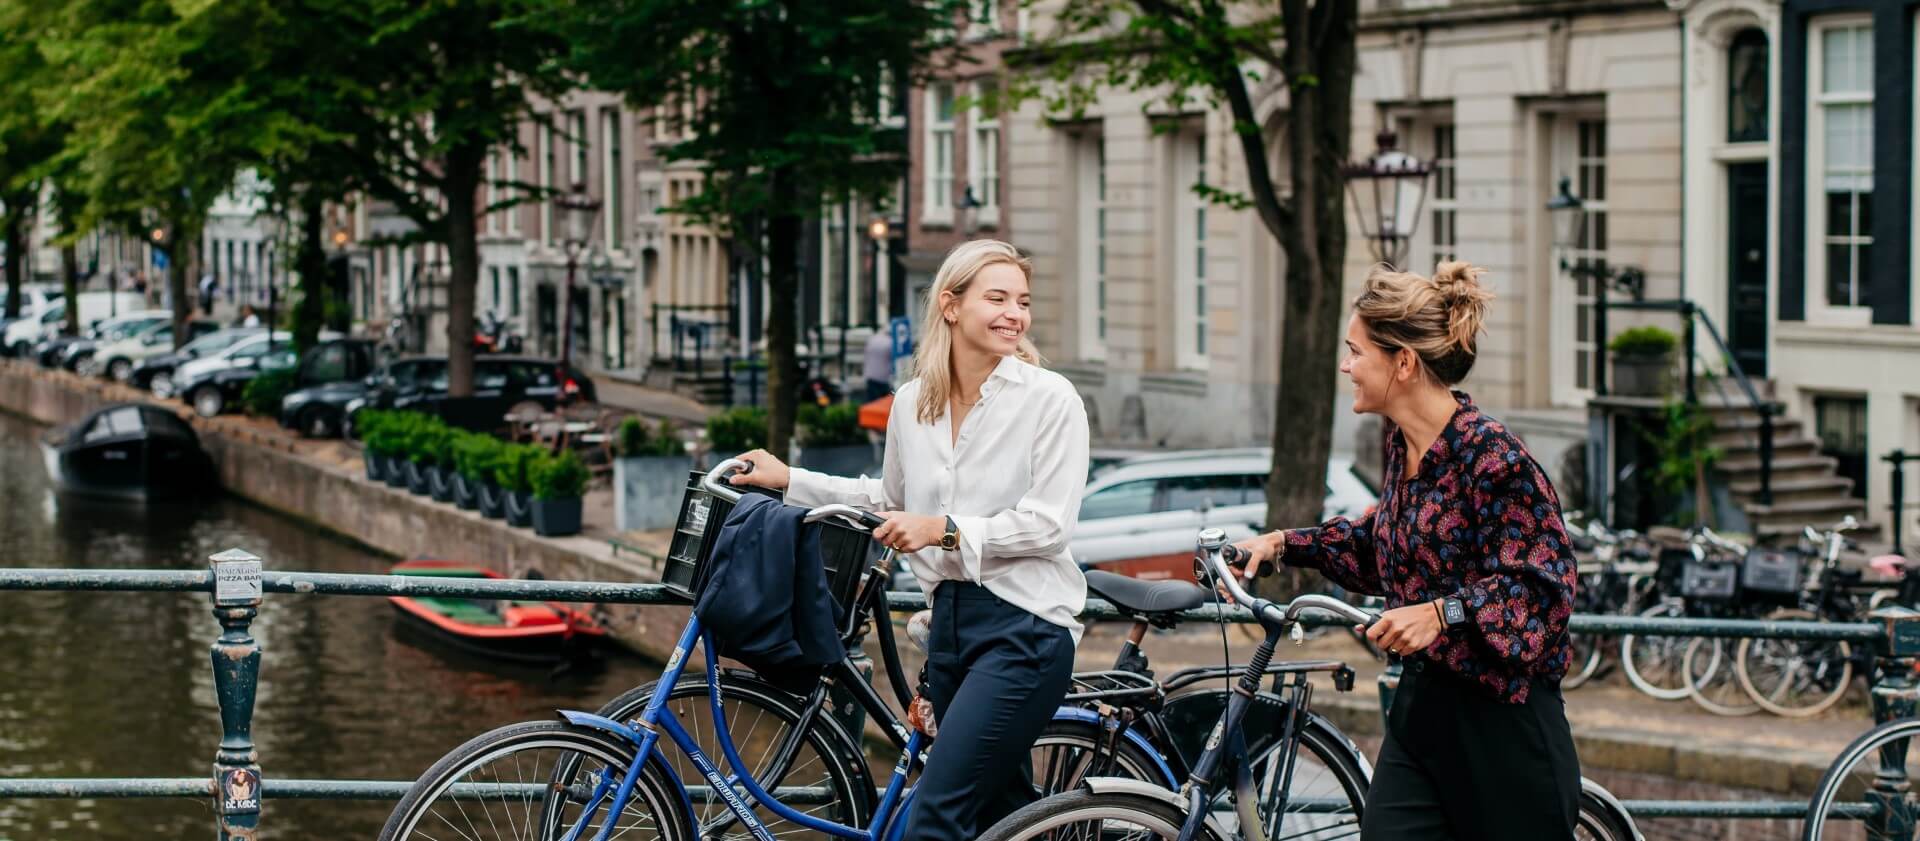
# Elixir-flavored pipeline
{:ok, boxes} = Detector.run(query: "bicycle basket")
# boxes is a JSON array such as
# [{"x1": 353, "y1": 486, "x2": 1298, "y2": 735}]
[
  {"x1": 661, "y1": 470, "x2": 872, "y2": 628},
  {"x1": 1739, "y1": 549, "x2": 1805, "y2": 595},
  {"x1": 1680, "y1": 559, "x2": 1740, "y2": 600}
]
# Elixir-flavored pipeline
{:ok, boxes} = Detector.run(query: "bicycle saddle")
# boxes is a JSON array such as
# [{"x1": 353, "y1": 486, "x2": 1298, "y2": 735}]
[{"x1": 1084, "y1": 570, "x2": 1208, "y2": 616}]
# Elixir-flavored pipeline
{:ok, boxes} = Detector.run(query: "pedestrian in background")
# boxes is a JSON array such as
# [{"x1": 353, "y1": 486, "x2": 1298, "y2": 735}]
[
  {"x1": 198, "y1": 272, "x2": 217, "y2": 315},
  {"x1": 863, "y1": 328, "x2": 894, "y2": 402},
  {"x1": 1230, "y1": 261, "x2": 1582, "y2": 841}
]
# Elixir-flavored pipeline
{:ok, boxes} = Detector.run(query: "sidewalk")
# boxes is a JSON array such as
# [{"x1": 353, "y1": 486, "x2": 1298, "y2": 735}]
[{"x1": 592, "y1": 374, "x2": 715, "y2": 427}]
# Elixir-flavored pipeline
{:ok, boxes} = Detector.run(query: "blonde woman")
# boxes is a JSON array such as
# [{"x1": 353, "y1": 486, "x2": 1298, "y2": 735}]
[
  {"x1": 1231, "y1": 262, "x2": 1581, "y2": 840},
  {"x1": 729, "y1": 239, "x2": 1091, "y2": 841}
]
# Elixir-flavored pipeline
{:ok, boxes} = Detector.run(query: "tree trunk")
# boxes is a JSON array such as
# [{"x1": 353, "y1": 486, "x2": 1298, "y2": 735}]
[
  {"x1": 764, "y1": 176, "x2": 803, "y2": 459},
  {"x1": 1264, "y1": 0, "x2": 1358, "y2": 530},
  {"x1": 59, "y1": 242, "x2": 79, "y2": 336},
  {"x1": 168, "y1": 233, "x2": 195, "y2": 349},
  {"x1": 443, "y1": 141, "x2": 484, "y2": 398},
  {"x1": 292, "y1": 191, "x2": 328, "y2": 352},
  {"x1": 2, "y1": 204, "x2": 28, "y2": 320}
]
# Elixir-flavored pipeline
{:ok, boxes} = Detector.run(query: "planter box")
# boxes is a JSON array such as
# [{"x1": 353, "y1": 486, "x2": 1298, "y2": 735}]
[
  {"x1": 477, "y1": 482, "x2": 507, "y2": 520},
  {"x1": 505, "y1": 491, "x2": 534, "y2": 527},
  {"x1": 406, "y1": 461, "x2": 432, "y2": 495},
  {"x1": 1612, "y1": 351, "x2": 1672, "y2": 397},
  {"x1": 615, "y1": 455, "x2": 696, "y2": 531},
  {"x1": 793, "y1": 442, "x2": 879, "y2": 478},
  {"x1": 363, "y1": 450, "x2": 384, "y2": 482},
  {"x1": 384, "y1": 455, "x2": 410, "y2": 488},
  {"x1": 428, "y1": 465, "x2": 458, "y2": 503},
  {"x1": 532, "y1": 496, "x2": 583, "y2": 536},
  {"x1": 452, "y1": 473, "x2": 481, "y2": 510}
]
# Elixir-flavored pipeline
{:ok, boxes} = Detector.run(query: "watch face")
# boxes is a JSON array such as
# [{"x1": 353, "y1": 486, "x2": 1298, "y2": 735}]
[{"x1": 1444, "y1": 599, "x2": 1466, "y2": 625}]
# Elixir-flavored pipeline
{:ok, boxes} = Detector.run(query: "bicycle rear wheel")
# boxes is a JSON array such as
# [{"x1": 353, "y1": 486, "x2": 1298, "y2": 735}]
[
  {"x1": 978, "y1": 790, "x2": 1230, "y2": 841},
  {"x1": 1735, "y1": 608, "x2": 1854, "y2": 717},
  {"x1": 1031, "y1": 719, "x2": 1175, "y2": 795},
  {"x1": 1562, "y1": 632, "x2": 1605, "y2": 690},
  {"x1": 1802, "y1": 716, "x2": 1920, "y2": 841},
  {"x1": 1681, "y1": 637, "x2": 1759, "y2": 716},
  {"x1": 1620, "y1": 602, "x2": 1693, "y2": 700},
  {"x1": 380, "y1": 720, "x2": 690, "y2": 841},
  {"x1": 1577, "y1": 789, "x2": 1638, "y2": 841}
]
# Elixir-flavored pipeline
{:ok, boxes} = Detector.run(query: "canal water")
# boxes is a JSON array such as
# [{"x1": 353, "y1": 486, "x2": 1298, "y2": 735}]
[{"x1": 0, "y1": 411, "x2": 665, "y2": 839}]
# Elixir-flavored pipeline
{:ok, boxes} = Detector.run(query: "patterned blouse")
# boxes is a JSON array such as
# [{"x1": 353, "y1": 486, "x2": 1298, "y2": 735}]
[{"x1": 1283, "y1": 392, "x2": 1576, "y2": 703}]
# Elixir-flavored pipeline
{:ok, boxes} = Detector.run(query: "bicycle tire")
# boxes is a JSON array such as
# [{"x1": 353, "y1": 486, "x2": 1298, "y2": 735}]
[
  {"x1": 1735, "y1": 608, "x2": 1854, "y2": 718},
  {"x1": 379, "y1": 719, "x2": 691, "y2": 841},
  {"x1": 1802, "y1": 716, "x2": 1920, "y2": 840},
  {"x1": 1681, "y1": 637, "x2": 1759, "y2": 716},
  {"x1": 1620, "y1": 602, "x2": 1693, "y2": 701},
  {"x1": 978, "y1": 789, "x2": 1231, "y2": 841},
  {"x1": 1562, "y1": 632, "x2": 1605, "y2": 690},
  {"x1": 579, "y1": 669, "x2": 875, "y2": 835},
  {"x1": 1032, "y1": 719, "x2": 1176, "y2": 795},
  {"x1": 1577, "y1": 788, "x2": 1639, "y2": 841}
]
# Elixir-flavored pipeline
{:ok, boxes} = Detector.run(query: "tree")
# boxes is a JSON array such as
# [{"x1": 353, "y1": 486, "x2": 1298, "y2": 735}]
[
  {"x1": 1010, "y1": 0, "x2": 1357, "y2": 529},
  {"x1": 0, "y1": 2, "x2": 65, "y2": 320},
  {"x1": 562, "y1": 0, "x2": 956, "y2": 457}
]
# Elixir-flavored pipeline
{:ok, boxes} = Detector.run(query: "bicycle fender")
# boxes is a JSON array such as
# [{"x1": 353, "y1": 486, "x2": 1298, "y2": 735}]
[
  {"x1": 1580, "y1": 777, "x2": 1644, "y2": 841},
  {"x1": 558, "y1": 711, "x2": 645, "y2": 744},
  {"x1": 1050, "y1": 706, "x2": 1180, "y2": 786},
  {"x1": 1078, "y1": 777, "x2": 1233, "y2": 838}
]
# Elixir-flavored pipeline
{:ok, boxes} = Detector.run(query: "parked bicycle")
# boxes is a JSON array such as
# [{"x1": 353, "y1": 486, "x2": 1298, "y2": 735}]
[
  {"x1": 1733, "y1": 516, "x2": 1889, "y2": 717},
  {"x1": 1564, "y1": 519, "x2": 1660, "y2": 689}
]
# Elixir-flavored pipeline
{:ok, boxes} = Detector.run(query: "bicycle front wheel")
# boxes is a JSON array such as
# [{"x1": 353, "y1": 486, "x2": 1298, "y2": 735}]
[
  {"x1": 1681, "y1": 637, "x2": 1759, "y2": 716},
  {"x1": 1620, "y1": 602, "x2": 1693, "y2": 700},
  {"x1": 978, "y1": 790, "x2": 1230, "y2": 841},
  {"x1": 1031, "y1": 719, "x2": 1177, "y2": 795},
  {"x1": 1735, "y1": 608, "x2": 1854, "y2": 718},
  {"x1": 380, "y1": 719, "x2": 691, "y2": 841},
  {"x1": 1803, "y1": 716, "x2": 1920, "y2": 840}
]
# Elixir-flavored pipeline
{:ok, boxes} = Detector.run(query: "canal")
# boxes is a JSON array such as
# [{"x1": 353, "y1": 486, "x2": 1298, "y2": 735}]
[{"x1": 0, "y1": 411, "x2": 664, "y2": 838}]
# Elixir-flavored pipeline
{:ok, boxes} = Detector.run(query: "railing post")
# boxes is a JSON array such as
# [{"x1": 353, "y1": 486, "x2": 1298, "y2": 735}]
[
  {"x1": 208, "y1": 549, "x2": 264, "y2": 841},
  {"x1": 1758, "y1": 406, "x2": 1775, "y2": 507},
  {"x1": 1681, "y1": 302, "x2": 1697, "y2": 404},
  {"x1": 1888, "y1": 450, "x2": 1910, "y2": 558},
  {"x1": 1593, "y1": 278, "x2": 1609, "y2": 396},
  {"x1": 1868, "y1": 607, "x2": 1920, "y2": 839}
]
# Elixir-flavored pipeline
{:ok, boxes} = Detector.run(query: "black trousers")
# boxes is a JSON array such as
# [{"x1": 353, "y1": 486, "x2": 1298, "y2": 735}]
[
  {"x1": 1360, "y1": 659, "x2": 1582, "y2": 841},
  {"x1": 901, "y1": 581, "x2": 1075, "y2": 841}
]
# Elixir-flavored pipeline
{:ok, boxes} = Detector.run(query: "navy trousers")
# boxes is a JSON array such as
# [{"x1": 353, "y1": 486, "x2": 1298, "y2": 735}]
[
  {"x1": 901, "y1": 581, "x2": 1075, "y2": 841},
  {"x1": 1360, "y1": 659, "x2": 1582, "y2": 841}
]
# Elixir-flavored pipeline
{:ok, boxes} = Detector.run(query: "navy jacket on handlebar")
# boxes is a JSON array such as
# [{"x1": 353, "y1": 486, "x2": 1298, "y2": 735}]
[{"x1": 696, "y1": 493, "x2": 845, "y2": 695}]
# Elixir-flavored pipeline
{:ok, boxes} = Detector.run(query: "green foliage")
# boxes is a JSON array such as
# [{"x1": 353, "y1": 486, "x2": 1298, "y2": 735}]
[
  {"x1": 797, "y1": 402, "x2": 865, "y2": 448},
  {"x1": 1608, "y1": 326, "x2": 1678, "y2": 356},
  {"x1": 241, "y1": 368, "x2": 298, "y2": 418},
  {"x1": 617, "y1": 417, "x2": 685, "y2": 459},
  {"x1": 1650, "y1": 400, "x2": 1721, "y2": 497},
  {"x1": 400, "y1": 413, "x2": 454, "y2": 466},
  {"x1": 452, "y1": 432, "x2": 508, "y2": 483},
  {"x1": 357, "y1": 410, "x2": 393, "y2": 455},
  {"x1": 494, "y1": 444, "x2": 543, "y2": 495},
  {"x1": 531, "y1": 450, "x2": 589, "y2": 500},
  {"x1": 706, "y1": 406, "x2": 769, "y2": 455}
]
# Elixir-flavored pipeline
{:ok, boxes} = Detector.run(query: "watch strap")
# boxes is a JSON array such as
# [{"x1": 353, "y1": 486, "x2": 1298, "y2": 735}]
[{"x1": 942, "y1": 516, "x2": 959, "y2": 551}]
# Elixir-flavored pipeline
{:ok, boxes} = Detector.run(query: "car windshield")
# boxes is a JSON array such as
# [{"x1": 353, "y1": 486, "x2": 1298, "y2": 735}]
[{"x1": 181, "y1": 330, "x2": 259, "y2": 356}]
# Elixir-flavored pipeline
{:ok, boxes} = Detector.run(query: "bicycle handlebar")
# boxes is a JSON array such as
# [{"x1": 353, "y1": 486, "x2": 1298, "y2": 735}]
[
  {"x1": 704, "y1": 459, "x2": 887, "y2": 529},
  {"x1": 1197, "y1": 528, "x2": 1377, "y2": 630}
]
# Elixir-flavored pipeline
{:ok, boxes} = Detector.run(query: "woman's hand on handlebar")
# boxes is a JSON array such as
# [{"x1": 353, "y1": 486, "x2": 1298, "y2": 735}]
[
  {"x1": 874, "y1": 512, "x2": 946, "y2": 554},
  {"x1": 1228, "y1": 532, "x2": 1283, "y2": 580},
  {"x1": 728, "y1": 449, "x2": 791, "y2": 491},
  {"x1": 1367, "y1": 602, "x2": 1443, "y2": 657}
]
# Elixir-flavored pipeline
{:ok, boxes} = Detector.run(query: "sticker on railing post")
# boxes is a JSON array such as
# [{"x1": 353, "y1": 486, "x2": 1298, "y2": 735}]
[
  {"x1": 210, "y1": 549, "x2": 263, "y2": 606},
  {"x1": 220, "y1": 768, "x2": 261, "y2": 815}
]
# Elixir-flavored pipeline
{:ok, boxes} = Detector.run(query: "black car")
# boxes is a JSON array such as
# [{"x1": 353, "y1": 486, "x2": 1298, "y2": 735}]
[
  {"x1": 335, "y1": 356, "x2": 598, "y2": 438},
  {"x1": 180, "y1": 337, "x2": 378, "y2": 419},
  {"x1": 130, "y1": 327, "x2": 265, "y2": 396},
  {"x1": 281, "y1": 356, "x2": 442, "y2": 438}
]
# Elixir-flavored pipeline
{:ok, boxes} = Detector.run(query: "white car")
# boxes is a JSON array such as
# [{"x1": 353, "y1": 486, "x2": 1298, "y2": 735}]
[
  {"x1": 1071, "y1": 449, "x2": 1378, "y2": 580},
  {"x1": 3, "y1": 291, "x2": 146, "y2": 356},
  {"x1": 91, "y1": 318, "x2": 222, "y2": 381},
  {"x1": 173, "y1": 331, "x2": 295, "y2": 386}
]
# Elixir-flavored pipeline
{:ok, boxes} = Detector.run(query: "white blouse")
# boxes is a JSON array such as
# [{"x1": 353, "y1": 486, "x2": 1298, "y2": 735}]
[{"x1": 785, "y1": 355, "x2": 1091, "y2": 640}]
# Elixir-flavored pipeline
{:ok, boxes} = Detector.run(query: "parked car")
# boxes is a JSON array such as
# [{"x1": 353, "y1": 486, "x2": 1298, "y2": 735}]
[
  {"x1": 91, "y1": 319, "x2": 222, "y2": 381},
  {"x1": 48, "y1": 310, "x2": 173, "y2": 372},
  {"x1": 3, "y1": 292, "x2": 146, "y2": 358},
  {"x1": 1071, "y1": 449, "x2": 1378, "y2": 581},
  {"x1": 178, "y1": 335, "x2": 376, "y2": 418},
  {"x1": 338, "y1": 356, "x2": 597, "y2": 437},
  {"x1": 0, "y1": 284, "x2": 64, "y2": 339},
  {"x1": 287, "y1": 355, "x2": 441, "y2": 439},
  {"x1": 129, "y1": 327, "x2": 266, "y2": 396}
]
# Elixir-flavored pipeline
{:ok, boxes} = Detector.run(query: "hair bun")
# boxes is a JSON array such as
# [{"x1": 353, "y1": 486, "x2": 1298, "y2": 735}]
[{"x1": 1429, "y1": 261, "x2": 1493, "y2": 355}]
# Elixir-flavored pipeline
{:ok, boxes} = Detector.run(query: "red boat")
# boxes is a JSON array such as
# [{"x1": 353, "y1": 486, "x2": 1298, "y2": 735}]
[{"x1": 387, "y1": 560, "x2": 608, "y2": 664}]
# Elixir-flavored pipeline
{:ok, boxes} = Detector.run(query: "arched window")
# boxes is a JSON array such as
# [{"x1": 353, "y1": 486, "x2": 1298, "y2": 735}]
[{"x1": 1727, "y1": 28, "x2": 1769, "y2": 142}]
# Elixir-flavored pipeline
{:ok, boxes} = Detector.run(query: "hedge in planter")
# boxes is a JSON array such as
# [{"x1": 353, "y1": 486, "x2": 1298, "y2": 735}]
[
  {"x1": 1608, "y1": 326, "x2": 1678, "y2": 397},
  {"x1": 357, "y1": 410, "x2": 396, "y2": 482},
  {"x1": 795, "y1": 402, "x2": 876, "y2": 476},
  {"x1": 495, "y1": 444, "x2": 542, "y2": 527},
  {"x1": 530, "y1": 450, "x2": 590, "y2": 537},
  {"x1": 706, "y1": 406, "x2": 768, "y2": 455},
  {"x1": 241, "y1": 368, "x2": 298, "y2": 418},
  {"x1": 450, "y1": 432, "x2": 502, "y2": 511},
  {"x1": 615, "y1": 418, "x2": 694, "y2": 531}
]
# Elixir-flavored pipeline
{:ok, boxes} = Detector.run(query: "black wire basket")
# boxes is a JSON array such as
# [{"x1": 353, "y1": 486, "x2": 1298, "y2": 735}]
[{"x1": 661, "y1": 470, "x2": 871, "y2": 627}]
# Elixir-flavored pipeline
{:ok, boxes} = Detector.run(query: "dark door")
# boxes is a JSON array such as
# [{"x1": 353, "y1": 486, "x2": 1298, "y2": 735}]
[
  {"x1": 1726, "y1": 163, "x2": 1769, "y2": 378},
  {"x1": 535, "y1": 285, "x2": 558, "y2": 358}
]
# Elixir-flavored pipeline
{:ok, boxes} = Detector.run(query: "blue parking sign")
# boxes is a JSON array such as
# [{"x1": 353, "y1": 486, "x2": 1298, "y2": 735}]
[{"x1": 889, "y1": 316, "x2": 913, "y2": 360}]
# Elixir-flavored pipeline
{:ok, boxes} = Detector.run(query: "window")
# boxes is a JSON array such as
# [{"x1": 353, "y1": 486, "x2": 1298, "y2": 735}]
[
  {"x1": 1567, "y1": 119, "x2": 1607, "y2": 393},
  {"x1": 877, "y1": 64, "x2": 905, "y2": 127},
  {"x1": 1813, "y1": 395, "x2": 1868, "y2": 500},
  {"x1": 603, "y1": 108, "x2": 624, "y2": 248},
  {"x1": 967, "y1": 0, "x2": 998, "y2": 37},
  {"x1": 490, "y1": 266, "x2": 501, "y2": 313},
  {"x1": 925, "y1": 84, "x2": 955, "y2": 223},
  {"x1": 540, "y1": 122, "x2": 556, "y2": 246},
  {"x1": 508, "y1": 267, "x2": 522, "y2": 317},
  {"x1": 1078, "y1": 132, "x2": 1108, "y2": 359},
  {"x1": 1175, "y1": 131, "x2": 1209, "y2": 369},
  {"x1": 504, "y1": 147, "x2": 520, "y2": 234},
  {"x1": 1081, "y1": 479, "x2": 1157, "y2": 520},
  {"x1": 969, "y1": 82, "x2": 1000, "y2": 218},
  {"x1": 570, "y1": 110, "x2": 589, "y2": 188},
  {"x1": 485, "y1": 152, "x2": 501, "y2": 234},
  {"x1": 303, "y1": 344, "x2": 349, "y2": 383},
  {"x1": 1809, "y1": 19, "x2": 1873, "y2": 315},
  {"x1": 1160, "y1": 474, "x2": 1257, "y2": 512},
  {"x1": 1728, "y1": 29, "x2": 1769, "y2": 143},
  {"x1": 1430, "y1": 124, "x2": 1457, "y2": 265}
]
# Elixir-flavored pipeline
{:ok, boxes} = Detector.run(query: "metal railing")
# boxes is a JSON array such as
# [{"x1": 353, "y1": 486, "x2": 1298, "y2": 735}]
[
  {"x1": 5, "y1": 555, "x2": 1920, "y2": 836},
  {"x1": 649, "y1": 303, "x2": 733, "y2": 372}
]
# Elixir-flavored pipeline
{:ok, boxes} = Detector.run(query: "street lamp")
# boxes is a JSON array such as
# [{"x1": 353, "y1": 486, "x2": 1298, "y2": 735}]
[
  {"x1": 331, "y1": 228, "x2": 351, "y2": 249},
  {"x1": 866, "y1": 216, "x2": 889, "y2": 326},
  {"x1": 552, "y1": 182, "x2": 602, "y2": 401},
  {"x1": 1343, "y1": 129, "x2": 1432, "y2": 269}
]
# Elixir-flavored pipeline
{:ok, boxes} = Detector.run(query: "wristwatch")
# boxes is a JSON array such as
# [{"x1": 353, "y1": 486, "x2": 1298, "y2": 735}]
[
  {"x1": 940, "y1": 516, "x2": 960, "y2": 552},
  {"x1": 1439, "y1": 596, "x2": 1469, "y2": 628}
]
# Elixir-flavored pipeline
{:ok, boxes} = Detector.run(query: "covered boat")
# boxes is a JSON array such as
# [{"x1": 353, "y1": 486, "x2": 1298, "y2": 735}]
[
  {"x1": 39, "y1": 403, "x2": 217, "y2": 500},
  {"x1": 387, "y1": 560, "x2": 608, "y2": 664}
]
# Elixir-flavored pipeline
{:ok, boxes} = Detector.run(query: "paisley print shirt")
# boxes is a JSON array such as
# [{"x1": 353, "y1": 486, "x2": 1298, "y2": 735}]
[{"x1": 1283, "y1": 392, "x2": 1576, "y2": 703}]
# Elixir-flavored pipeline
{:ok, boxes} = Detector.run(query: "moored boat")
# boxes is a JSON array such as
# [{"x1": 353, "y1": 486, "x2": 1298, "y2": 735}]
[
  {"x1": 39, "y1": 403, "x2": 217, "y2": 501},
  {"x1": 386, "y1": 559, "x2": 607, "y2": 664}
]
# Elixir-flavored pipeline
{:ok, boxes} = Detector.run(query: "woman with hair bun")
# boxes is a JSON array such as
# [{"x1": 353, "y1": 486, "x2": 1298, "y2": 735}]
[{"x1": 1229, "y1": 261, "x2": 1582, "y2": 839}]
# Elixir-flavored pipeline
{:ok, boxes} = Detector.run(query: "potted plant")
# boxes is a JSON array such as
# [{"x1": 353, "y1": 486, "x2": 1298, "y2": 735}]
[
  {"x1": 613, "y1": 418, "x2": 694, "y2": 531},
  {"x1": 705, "y1": 405, "x2": 768, "y2": 461},
  {"x1": 474, "y1": 437, "x2": 510, "y2": 520},
  {"x1": 450, "y1": 432, "x2": 496, "y2": 511},
  {"x1": 530, "y1": 450, "x2": 589, "y2": 537},
  {"x1": 403, "y1": 414, "x2": 442, "y2": 495},
  {"x1": 794, "y1": 402, "x2": 876, "y2": 476},
  {"x1": 1608, "y1": 326, "x2": 1678, "y2": 397},
  {"x1": 421, "y1": 419, "x2": 459, "y2": 502},
  {"x1": 357, "y1": 410, "x2": 390, "y2": 482},
  {"x1": 377, "y1": 412, "x2": 413, "y2": 488},
  {"x1": 495, "y1": 444, "x2": 540, "y2": 527}
]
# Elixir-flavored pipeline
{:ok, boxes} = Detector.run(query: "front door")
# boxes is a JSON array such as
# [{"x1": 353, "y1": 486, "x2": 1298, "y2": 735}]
[{"x1": 1726, "y1": 163, "x2": 1769, "y2": 378}]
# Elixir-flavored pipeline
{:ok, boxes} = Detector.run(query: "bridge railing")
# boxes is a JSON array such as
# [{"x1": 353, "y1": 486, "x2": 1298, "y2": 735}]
[{"x1": 4, "y1": 552, "x2": 1920, "y2": 838}]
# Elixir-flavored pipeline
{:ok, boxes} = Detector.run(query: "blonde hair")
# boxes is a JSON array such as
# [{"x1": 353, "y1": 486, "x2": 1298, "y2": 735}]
[
  {"x1": 911, "y1": 239, "x2": 1043, "y2": 424},
  {"x1": 1351, "y1": 260, "x2": 1495, "y2": 385}
]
